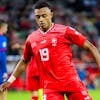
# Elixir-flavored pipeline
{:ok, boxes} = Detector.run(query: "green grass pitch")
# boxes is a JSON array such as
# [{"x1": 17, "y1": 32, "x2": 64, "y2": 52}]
[{"x1": 7, "y1": 89, "x2": 100, "y2": 100}]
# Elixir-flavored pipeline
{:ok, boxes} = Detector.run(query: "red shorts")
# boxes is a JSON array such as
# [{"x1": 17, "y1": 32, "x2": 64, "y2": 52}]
[
  {"x1": 26, "y1": 76, "x2": 39, "y2": 91},
  {"x1": 43, "y1": 89, "x2": 92, "y2": 100}
]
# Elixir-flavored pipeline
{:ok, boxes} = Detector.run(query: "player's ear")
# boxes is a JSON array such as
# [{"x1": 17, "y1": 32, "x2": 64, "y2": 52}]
[{"x1": 51, "y1": 12, "x2": 53, "y2": 18}]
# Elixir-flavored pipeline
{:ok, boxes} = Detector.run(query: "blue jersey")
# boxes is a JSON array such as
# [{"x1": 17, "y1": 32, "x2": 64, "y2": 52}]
[
  {"x1": 0, "y1": 34, "x2": 7, "y2": 84},
  {"x1": 0, "y1": 35, "x2": 7, "y2": 51}
]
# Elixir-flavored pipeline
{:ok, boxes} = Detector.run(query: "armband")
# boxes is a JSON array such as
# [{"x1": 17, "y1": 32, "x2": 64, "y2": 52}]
[{"x1": 7, "y1": 75, "x2": 16, "y2": 83}]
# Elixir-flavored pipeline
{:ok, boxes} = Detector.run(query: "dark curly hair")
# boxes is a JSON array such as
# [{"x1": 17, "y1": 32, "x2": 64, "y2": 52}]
[{"x1": 33, "y1": 0, "x2": 52, "y2": 11}]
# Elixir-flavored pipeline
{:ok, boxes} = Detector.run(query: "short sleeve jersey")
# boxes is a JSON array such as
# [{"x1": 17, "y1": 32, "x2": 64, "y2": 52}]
[{"x1": 24, "y1": 24, "x2": 87, "y2": 91}]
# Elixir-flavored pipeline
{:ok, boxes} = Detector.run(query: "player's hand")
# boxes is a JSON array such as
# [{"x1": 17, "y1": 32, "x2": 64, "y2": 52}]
[{"x1": 0, "y1": 82, "x2": 11, "y2": 92}]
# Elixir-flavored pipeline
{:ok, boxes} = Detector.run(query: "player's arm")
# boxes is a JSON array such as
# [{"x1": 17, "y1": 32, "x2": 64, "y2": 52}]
[
  {"x1": 12, "y1": 36, "x2": 32, "y2": 78},
  {"x1": 66, "y1": 26, "x2": 100, "y2": 68},
  {"x1": 82, "y1": 40, "x2": 100, "y2": 69},
  {"x1": 0, "y1": 57, "x2": 29, "y2": 92},
  {"x1": 11, "y1": 57, "x2": 29, "y2": 78}
]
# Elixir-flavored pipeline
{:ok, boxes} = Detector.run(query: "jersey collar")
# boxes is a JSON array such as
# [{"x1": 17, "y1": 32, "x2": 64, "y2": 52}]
[{"x1": 39, "y1": 23, "x2": 54, "y2": 35}]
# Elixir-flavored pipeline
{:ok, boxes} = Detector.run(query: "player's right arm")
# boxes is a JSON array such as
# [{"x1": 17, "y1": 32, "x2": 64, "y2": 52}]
[{"x1": 0, "y1": 57, "x2": 29, "y2": 92}]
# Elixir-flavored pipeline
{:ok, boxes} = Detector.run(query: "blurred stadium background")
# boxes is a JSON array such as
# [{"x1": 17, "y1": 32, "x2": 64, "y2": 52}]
[{"x1": 0, "y1": 0, "x2": 100, "y2": 100}]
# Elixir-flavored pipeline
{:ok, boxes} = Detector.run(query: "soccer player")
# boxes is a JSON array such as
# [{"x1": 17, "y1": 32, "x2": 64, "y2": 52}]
[
  {"x1": 0, "y1": 1, "x2": 100, "y2": 100},
  {"x1": 26, "y1": 58, "x2": 39, "y2": 100},
  {"x1": 0, "y1": 20, "x2": 8, "y2": 100}
]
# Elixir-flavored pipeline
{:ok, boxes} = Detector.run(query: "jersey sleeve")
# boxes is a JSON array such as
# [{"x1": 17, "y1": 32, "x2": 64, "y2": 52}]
[
  {"x1": 23, "y1": 37, "x2": 32, "y2": 61},
  {"x1": 65, "y1": 26, "x2": 87, "y2": 47}
]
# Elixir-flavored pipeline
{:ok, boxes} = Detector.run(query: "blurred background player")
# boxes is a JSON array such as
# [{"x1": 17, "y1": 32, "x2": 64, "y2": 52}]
[
  {"x1": 26, "y1": 58, "x2": 39, "y2": 100},
  {"x1": 0, "y1": 20, "x2": 8, "y2": 100}
]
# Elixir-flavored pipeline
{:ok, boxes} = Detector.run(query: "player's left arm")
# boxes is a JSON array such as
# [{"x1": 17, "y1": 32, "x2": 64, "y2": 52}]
[{"x1": 82, "y1": 40, "x2": 100, "y2": 69}]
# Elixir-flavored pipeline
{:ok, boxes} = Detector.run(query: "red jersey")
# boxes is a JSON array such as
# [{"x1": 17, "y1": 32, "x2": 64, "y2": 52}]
[
  {"x1": 26, "y1": 58, "x2": 39, "y2": 77},
  {"x1": 24, "y1": 24, "x2": 87, "y2": 92}
]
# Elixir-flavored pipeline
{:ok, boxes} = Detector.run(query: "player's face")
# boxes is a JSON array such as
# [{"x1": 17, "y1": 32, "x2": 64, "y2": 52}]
[
  {"x1": 0, "y1": 24, "x2": 8, "y2": 34},
  {"x1": 34, "y1": 7, "x2": 53, "y2": 32}
]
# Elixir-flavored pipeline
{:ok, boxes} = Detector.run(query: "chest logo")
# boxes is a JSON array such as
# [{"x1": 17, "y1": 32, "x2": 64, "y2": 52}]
[
  {"x1": 51, "y1": 38, "x2": 57, "y2": 46},
  {"x1": 40, "y1": 40, "x2": 47, "y2": 44}
]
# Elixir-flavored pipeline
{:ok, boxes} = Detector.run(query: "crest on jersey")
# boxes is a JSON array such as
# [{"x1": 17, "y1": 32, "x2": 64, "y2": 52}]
[
  {"x1": 51, "y1": 38, "x2": 57, "y2": 46},
  {"x1": 40, "y1": 40, "x2": 47, "y2": 44}
]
